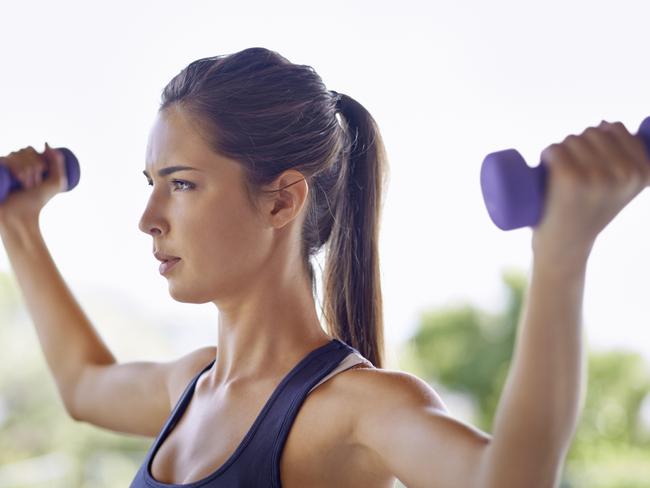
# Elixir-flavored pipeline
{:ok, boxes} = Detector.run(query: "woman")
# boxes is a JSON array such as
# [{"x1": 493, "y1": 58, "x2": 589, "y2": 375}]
[{"x1": 1, "y1": 47, "x2": 648, "y2": 487}]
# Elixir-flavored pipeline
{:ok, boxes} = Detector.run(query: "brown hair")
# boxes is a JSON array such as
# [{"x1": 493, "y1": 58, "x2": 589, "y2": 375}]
[{"x1": 159, "y1": 47, "x2": 389, "y2": 368}]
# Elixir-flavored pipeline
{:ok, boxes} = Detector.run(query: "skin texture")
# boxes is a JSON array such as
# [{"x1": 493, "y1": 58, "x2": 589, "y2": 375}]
[{"x1": 139, "y1": 105, "x2": 333, "y2": 391}]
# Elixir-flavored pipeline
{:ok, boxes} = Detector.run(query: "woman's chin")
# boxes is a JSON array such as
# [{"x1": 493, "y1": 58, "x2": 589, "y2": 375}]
[{"x1": 168, "y1": 285, "x2": 216, "y2": 305}]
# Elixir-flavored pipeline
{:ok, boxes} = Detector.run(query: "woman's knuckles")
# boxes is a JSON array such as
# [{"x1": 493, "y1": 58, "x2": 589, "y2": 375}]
[
  {"x1": 4, "y1": 149, "x2": 48, "y2": 187},
  {"x1": 545, "y1": 123, "x2": 649, "y2": 190}
]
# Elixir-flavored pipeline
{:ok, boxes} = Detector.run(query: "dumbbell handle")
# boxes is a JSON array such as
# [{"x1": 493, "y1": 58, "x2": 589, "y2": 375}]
[
  {"x1": 0, "y1": 147, "x2": 80, "y2": 204},
  {"x1": 480, "y1": 117, "x2": 650, "y2": 231}
]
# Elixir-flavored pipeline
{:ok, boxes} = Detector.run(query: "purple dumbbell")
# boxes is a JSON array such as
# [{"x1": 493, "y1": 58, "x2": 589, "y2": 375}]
[
  {"x1": 480, "y1": 117, "x2": 650, "y2": 231},
  {"x1": 0, "y1": 147, "x2": 80, "y2": 204}
]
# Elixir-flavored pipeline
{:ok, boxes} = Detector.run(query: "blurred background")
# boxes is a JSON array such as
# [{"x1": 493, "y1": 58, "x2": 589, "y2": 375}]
[{"x1": 1, "y1": 0, "x2": 649, "y2": 486}]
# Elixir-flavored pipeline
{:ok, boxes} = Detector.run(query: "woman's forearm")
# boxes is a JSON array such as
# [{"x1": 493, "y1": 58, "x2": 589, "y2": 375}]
[
  {"x1": 482, "y1": 250, "x2": 590, "y2": 486},
  {"x1": 0, "y1": 217, "x2": 117, "y2": 415}
]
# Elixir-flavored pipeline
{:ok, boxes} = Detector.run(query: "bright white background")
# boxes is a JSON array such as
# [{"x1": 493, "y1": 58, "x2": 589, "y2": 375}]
[{"x1": 1, "y1": 0, "x2": 649, "y2": 373}]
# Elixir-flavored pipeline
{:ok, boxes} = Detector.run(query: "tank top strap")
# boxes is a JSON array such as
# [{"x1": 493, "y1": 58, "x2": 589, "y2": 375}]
[
  {"x1": 143, "y1": 358, "x2": 216, "y2": 466},
  {"x1": 220, "y1": 338, "x2": 358, "y2": 487}
]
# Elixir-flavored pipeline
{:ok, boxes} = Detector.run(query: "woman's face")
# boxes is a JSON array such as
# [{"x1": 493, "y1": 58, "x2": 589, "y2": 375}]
[{"x1": 139, "y1": 106, "x2": 273, "y2": 304}]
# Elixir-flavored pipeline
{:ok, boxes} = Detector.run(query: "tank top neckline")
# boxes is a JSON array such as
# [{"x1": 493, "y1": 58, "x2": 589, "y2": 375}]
[{"x1": 144, "y1": 337, "x2": 347, "y2": 487}]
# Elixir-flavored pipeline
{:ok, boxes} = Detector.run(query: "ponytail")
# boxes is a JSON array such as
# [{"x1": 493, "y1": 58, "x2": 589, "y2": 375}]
[{"x1": 320, "y1": 93, "x2": 389, "y2": 368}]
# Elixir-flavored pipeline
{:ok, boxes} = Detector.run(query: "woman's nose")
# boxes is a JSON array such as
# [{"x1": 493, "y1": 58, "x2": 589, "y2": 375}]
[{"x1": 138, "y1": 213, "x2": 163, "y2": 236}]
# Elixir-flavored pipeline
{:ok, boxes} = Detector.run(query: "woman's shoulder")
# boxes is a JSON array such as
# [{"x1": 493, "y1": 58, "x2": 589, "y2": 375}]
[
  {"x1": 328, "y1": 364, "x2": 449, "y2": 437},
  {"x1": 334, "y1": 364, "x2": 446, "y2": 409}
]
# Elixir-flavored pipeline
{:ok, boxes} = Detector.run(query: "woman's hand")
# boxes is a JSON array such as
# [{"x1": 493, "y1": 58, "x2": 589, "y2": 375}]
[
  {"x1": 0, "y1": 143, "x2": 67, "y2": 227},
  {"x1": 532, "y1": 120, "x2": 650, "y2": 261}
]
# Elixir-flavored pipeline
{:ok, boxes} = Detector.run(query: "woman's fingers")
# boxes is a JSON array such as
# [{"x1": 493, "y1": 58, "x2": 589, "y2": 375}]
[
  {"x1": 603, "y1": 121, "x2": 649, "y2": 164},
  {"x1": 22, "y1": 168, "x2": 33, "y2": 188},
  {"x1": 541, "y1": 142, "x2": 583, "y2": 181},
  {"x1": 32, "y1": 163, "x2": 42, "y2": 186},
  {"x1": 600, "y1": 121, "x2": 650, "y2": 186},
  {"x1": 25, "y1": 147, "x2": 46, "y2": 188},
  {"x1": 35, "y1": 166, "x2": 43, "y2": 186},
  {"x1": 584, "y1": 122, "x2": 637, "y2": 184},
  {"x1": 10, "y1": 146, "x2": 47, "y2": 189},
  {"x1": 555, "y1": 121, "x2": 646, "y2": 190},
  {"x1": 30, "y1": 166, "x2": 39, "y2": 187},
  {"x1": 558, "y1": 133, "x2": 609, "y2": 183}
]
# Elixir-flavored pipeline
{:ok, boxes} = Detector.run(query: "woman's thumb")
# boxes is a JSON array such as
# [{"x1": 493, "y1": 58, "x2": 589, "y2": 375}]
[{"x1": 44, "y1": 142, "x2": 67, "y2": 192}]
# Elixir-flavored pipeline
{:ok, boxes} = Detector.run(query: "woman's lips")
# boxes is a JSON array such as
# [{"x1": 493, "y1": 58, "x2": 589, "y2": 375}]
[{"x1": 159, "y1": 258, "x2": 181, "y2": 275}]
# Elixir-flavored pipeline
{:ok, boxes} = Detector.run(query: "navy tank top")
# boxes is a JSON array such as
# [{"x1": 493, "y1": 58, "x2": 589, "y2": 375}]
[{"x1": 129, "y1": 338, "x2": 373, "y2": 488}]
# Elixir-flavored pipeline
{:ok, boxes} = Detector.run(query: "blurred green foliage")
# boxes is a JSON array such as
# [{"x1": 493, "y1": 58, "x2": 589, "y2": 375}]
[{"x1": 397, "y1": 268, "x2": 650, "y2": 488}]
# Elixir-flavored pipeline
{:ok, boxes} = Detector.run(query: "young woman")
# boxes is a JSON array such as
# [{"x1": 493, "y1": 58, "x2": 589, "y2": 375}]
[{"x1": 1, "y1": 47, "x2": 648, "y2": 488}]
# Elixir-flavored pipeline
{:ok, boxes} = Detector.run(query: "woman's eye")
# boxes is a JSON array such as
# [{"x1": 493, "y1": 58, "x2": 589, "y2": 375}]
[
  {"x1": 171, "y1": 179, "x2": 195, "y2": 191},
  {"x1": 146, "y1": 179, "x2": 195, "y2": 192}
]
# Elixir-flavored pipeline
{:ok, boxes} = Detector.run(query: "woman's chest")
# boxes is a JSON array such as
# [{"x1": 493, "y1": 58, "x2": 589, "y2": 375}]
[{"x1": 150, "y1": 365, "x2": 393, "y2": 487}]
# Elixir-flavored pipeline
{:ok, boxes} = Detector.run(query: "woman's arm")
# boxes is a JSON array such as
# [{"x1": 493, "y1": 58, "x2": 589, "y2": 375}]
[
  {"x1": 353, "y1": 120, "x2": 650, "y2": 488},
  {"x1": 352, "y1": 251, "x2": 588, "y2": 488},
  {"x1": 480, "y1": 249, "x2": 590, "y2": 487},
  {"x1": 0, "y1": 217, "x2": 117, "y2": 415},
  {"x1": 482, "y1": 118, "x2": 650, "y2": 485}
]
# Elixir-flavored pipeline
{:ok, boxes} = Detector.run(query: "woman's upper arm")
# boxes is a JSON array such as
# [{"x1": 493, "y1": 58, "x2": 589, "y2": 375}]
[
  {"x1": 70, "y1": 346, "x2": 216, "y2": 438},
  {"x1": 352, "y1": 370, "x2": 492, "y2": 488}
]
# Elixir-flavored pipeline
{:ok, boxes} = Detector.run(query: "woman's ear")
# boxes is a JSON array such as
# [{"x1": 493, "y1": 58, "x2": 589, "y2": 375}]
[{"x1": 266, "y1": 169, "x2": 309, "y2": 229}]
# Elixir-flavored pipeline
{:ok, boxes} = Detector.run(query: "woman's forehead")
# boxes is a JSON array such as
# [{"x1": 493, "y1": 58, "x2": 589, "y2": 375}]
[
  {"x1": 144, "y1": 111, "x2": 243, "y2": 181},
  {"x1": 146, "y1": 109, "x2": 206, "y2": 158}
]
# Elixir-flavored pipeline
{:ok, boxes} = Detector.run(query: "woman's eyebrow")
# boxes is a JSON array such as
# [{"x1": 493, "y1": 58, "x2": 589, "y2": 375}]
[{"x1": 143, "y1": 166, "x2": 203, "y2": 178}]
